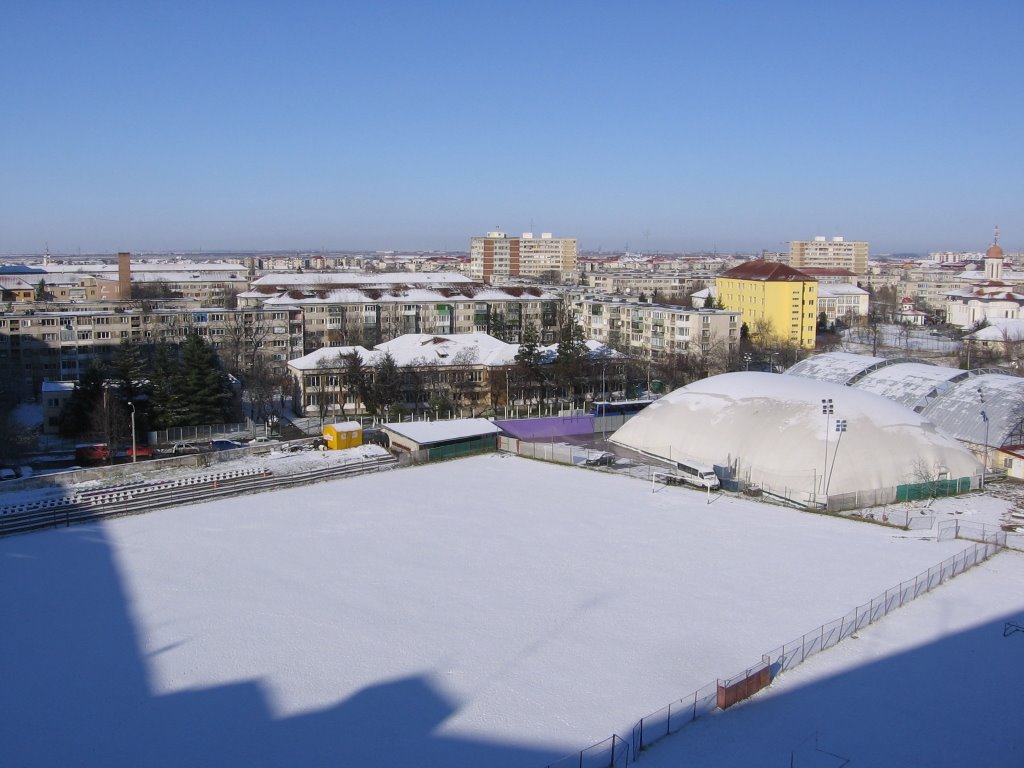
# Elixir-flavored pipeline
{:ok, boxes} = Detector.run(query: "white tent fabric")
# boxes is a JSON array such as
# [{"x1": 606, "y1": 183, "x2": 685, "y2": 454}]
[{"x1": 610, "y1": 372, "x2": 981, "y2": 499}]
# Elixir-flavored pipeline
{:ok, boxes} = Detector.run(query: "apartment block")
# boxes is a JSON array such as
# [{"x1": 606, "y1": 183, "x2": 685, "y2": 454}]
[
  {"x1": 580, "y1": 270, "x2": 719, "y2": 302},
  {"x1": 244, "y1": 271, "x2": 562, "y2": 349},
  {"x1": 572, "y1": 296, "x2": 740, "y2": 358},
  {"x1": 716, "y1": 262, "x2": 818, "y2": 348},
  {"x1": 0, "y1": 305, "x2": 304, "y2": 396},
  {"x1": 789, "y1": 236, "x2": 869, "y2": 275},
  {"x1": 470, "y1": 232, "x2": 577, "y2": 283}
]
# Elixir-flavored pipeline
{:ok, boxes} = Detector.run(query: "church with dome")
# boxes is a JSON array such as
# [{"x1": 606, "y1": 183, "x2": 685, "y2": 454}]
[{"x1": 945, "y1": 227, "x2": 1024, "y2": 328}]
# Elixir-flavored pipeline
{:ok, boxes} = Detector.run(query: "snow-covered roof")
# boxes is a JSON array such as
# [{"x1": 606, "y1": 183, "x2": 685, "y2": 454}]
[
  {"x1": 611, "y1": 372, "x2": 981, "y2": 498},
  {"x1": 259, "y1": 286, "x2": 556, "y2": 305},
  {"x1": 966, "y1": 318, "x2": 1024, "y2": 342},
  {"x1": 376, "y1": 333, "x2": 521, "y2": 367},
  {"x1": 250, "y1": 272, "x2": 472, "y2": 288},
  {"x1": 0, "y1": 275, "x2": 35, "y2": 289},
  {"x1": 853, "y1": 363, "x2": 970, "y2": 412},
  {"x1": 287, "y1": 346, "x2": 375, "y2": 371},
  {"x1": 288, "y1": 334, "x2": 623, "y2": 371},
  {"x1": 920, "y1": 374, "x2": 1024, "y2": 447},
  {"x1": 382, "y1": 418, "x2": 500, "y2": 446},
  {"x1": 787, "y1": 351, "x2": 1024, "y2": 448},
  {"x1": 816, "y1": 283, "x2": 868, "y2": 298},
  {"x1": 786, "y1": 351, "x2": 888, "y2": 385}
]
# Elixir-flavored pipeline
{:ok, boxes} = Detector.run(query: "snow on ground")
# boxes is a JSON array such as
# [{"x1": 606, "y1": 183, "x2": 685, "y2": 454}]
[
  {"x1": 1, "y1": 454, "x2": 1021, "y2": 767},
  {"x1": 2, "y1": 443, "x2": 392, "y2": 501},
  {"x1": 638, "y1": 551, "x2": 1024, "y2": 768}
]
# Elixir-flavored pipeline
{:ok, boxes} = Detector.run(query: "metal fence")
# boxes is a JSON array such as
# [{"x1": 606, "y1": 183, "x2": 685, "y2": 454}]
[
  {"x1": 540, "y1": 530, "x2": 1007, "y2": 768},
  {"x1": 147, "y1": 421, "x2": 251, "y2": 446}
]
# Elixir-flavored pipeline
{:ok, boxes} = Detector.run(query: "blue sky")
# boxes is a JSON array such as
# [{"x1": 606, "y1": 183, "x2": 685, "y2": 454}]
[{"x1": 2, "y1": 1, "x2": 1020, "y2": 255}]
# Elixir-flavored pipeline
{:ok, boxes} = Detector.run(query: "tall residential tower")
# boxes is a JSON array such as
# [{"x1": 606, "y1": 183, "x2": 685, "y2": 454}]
[
  {"x1": 469, "y1": 231, "x2": 578, "y2": 284},
  {"x1": 789, "y1": 236, "x2": 869, "y2": 275}
]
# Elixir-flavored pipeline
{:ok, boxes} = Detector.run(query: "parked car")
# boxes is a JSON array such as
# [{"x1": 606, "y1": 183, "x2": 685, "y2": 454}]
[
  {"x1": 166, "y1": 442, "x2": 203, "y2": 455},
  {"x1": 248, "y1": 436, "x2": 279, "y2": 445},
  {"x1": 0, "y1": 468, "x2": 16, "y2": 481},
  {"x1": 584, "y1": 451, "x2": 617, "y2": 466},
  {"x1": 75, "y1": 443, "x2": 111, "y2": 463},
  {"x1": 210, "y1": 439, "x2": 244, "y2": 451}
]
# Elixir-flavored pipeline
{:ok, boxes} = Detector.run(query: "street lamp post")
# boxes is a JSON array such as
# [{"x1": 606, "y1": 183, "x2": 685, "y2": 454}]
[
  {"x1": 821, "y1": 398, "x2": 834, "y2": 494},
  {"x1": 600, "y1": 363, "x2": 609, "y2": 442},
  {"x1": 743, "y1": 353, "x2": 752, "y2": 371},
  {"x1": 129, "y1": 401, "x2": 137, "y2": 463}
]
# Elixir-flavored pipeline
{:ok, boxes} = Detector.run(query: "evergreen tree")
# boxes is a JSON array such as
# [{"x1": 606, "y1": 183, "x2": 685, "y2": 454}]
[
  {"x1": 372, "y1": 352, "x2": 402, "y2": 415},
  {"x1": 554, "y1": 314, "x2": 588, "y2": 402},
  {"x1": 148, "y1": 341, "x2": 188, "y2": 429},
  {"x1": 178, "y1": 333, "x2": 233, "y2": 425},
  {"x1": 111, "y1": 339, "x2": 149, "y2": 405},
  {"x1": 343, "y1": 350, "x2": 375, "y2": 415},
  {"x1": 59, "y1": 363, "x2": 105, "y2": 437},
  {"x1": 515, "y1": 321, "x2": 546, "y2": 402}
]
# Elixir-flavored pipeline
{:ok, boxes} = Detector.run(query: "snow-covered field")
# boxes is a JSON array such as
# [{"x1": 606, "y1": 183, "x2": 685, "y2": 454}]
[{"x1": 1, "y1": 453, "x2": 1022, "y2": 767}]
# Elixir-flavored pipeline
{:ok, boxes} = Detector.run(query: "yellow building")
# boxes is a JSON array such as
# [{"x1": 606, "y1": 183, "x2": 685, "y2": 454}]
[{"x1": 715, "y1": 262, "x2": 818, "y2": 349}]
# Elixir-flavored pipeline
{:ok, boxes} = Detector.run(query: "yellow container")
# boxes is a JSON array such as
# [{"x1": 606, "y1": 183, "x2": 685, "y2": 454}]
[{"x1": 323, "y1": 421, "x2": 363, "y2": 450}]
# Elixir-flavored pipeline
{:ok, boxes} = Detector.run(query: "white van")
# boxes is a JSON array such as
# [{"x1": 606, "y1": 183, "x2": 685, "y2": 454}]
[{"x1": 675, "y1": 459, "x2": 720, "y2": 490}]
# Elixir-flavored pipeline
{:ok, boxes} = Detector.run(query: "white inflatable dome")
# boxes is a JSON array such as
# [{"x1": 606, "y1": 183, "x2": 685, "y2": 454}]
[{"x1": 611, "y1": 372, "x2": 981, "y2": 499}]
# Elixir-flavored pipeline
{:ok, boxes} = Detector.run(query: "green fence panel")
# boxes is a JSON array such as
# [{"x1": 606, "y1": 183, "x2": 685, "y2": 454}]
[{"x1": 896, "y1": 477, "x2": 972, "y2": 502}]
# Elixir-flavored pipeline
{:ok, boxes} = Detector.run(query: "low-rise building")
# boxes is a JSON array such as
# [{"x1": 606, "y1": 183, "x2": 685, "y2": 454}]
[
  {"x1": 242, "y1": 273, "x2": 561, "y2": 349},
  {"x1": 572, "y1": 295, "x2": 740, "y2": 358}
]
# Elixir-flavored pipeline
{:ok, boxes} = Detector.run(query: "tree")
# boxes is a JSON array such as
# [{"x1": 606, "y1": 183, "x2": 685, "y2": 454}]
[
  {"x1": 515, "y1": 321, "x2": 546, "y2": 403},
  {"x1": 60, "y1": 364, "x2": 105, "y2": 437},
  {"x1": 312, "y1": 354, "x2": 344, "y2": 426},
  {"x1": 343, "y1": 350, "x2": 374, "y2": 416},
  {"x1": 111, "y1": 339, "x2": 149, "y2": 406},
  {"x1": 146, "y1": 341, "x2": 188, "y2": 429},
  {"x1": 554, "y1": 314, "x2": 588, "y2": 403},
  {"x1": 178, "y1": 333, "x2": 233, "y2": 425},
  {"x1": 372, "y1": 352, "x2": 403, "y2": 416}
]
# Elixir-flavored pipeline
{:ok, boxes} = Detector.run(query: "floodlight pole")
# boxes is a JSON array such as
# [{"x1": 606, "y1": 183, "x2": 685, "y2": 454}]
[
  {"x1": 825, "y1": 419, "x2": 847, "y2": 496},
  {"x1": 821, "y1": 399, "x2": 834, "y2": 495},
  {"x1": 979, "y1": 386, "x2": 989, "y2": 490}
]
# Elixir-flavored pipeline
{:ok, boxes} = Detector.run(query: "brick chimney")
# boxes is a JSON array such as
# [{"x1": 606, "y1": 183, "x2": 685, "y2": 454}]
[{"x1": 118, "y1": 252, "x2": 131, "y2": 300}]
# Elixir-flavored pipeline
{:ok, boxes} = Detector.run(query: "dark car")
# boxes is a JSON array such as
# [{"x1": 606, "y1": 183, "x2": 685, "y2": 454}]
[
  {"x1": 584, "y1": 451, "x2": 617, "y2": 466},
  {"x1": 210, "y1": 439, "x2": 244, "y2": 451}
]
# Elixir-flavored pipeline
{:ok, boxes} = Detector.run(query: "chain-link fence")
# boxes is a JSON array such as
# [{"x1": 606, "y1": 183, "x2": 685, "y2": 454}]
[{"x1": 539, "y1": 530, "x2": 1007, "y2": 768}]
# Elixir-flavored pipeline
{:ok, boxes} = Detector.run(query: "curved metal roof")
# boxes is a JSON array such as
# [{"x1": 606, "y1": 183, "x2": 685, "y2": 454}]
[
  {"x1": 920, "y1": 374, "x2": 1024, "y2": 448},
  {"x1": 785, "y1": 352, "x2": 887, "y2": 385},
  {"x1": 853, "y1": 363, "x2": 970, "y2": 412},
  {"x1": 788, "y1": 352, "x2": 1024, "y2": 449}
]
